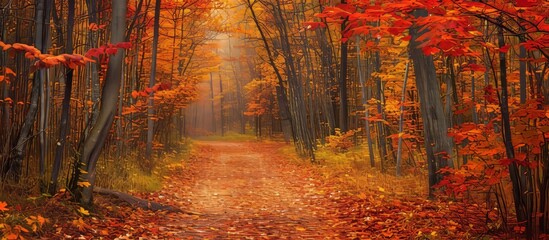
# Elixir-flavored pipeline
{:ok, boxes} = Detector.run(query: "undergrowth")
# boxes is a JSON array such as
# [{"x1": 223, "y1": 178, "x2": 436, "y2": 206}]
[
  {"x1": 95, "y1": 139, "x2": 192, "y2": 192},
  {"x1": 281, "y1": 144, "x2": 429, "y2": 198}
]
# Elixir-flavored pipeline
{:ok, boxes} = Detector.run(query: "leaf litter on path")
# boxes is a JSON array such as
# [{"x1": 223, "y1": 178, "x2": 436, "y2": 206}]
[{"x1": 39, "y1": 141, "x2": 505, "y2": 239}]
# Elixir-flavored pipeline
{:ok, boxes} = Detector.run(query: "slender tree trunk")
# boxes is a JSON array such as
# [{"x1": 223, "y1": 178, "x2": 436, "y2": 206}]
[
  {"x1": 50, "y1": 0, "x2": 75, "y2": 195},
  {"x1": 4, "y1": 0, "x2": 52, "y2": 181},
  {"x1": 396, "y1": 62, "x2": 410, "y2": 176},
  {"x1": 355, "y1": 36, "x2": 375, "y2": 167},
  {"x1": 209, "y1": 72, "x2": 216, "y2": 133},
  {"x1": 497, "y1": 18, "x2": 528, "y2": 234},
  {"x1": 374, "y1": 51, "x2": 388, "y2": 172},
  {"x1": 70, "y1": 0, "x2": 127, "y2": 207},
  {"x1": 87, "y1": 0, "x2": 101, "y2": 126},
  {"x1": 146, "y1": 0, "x2": 161, "y2": 160},
  {"x1": 219, "y1": 72, "x2": 224, "y2": 136},
  {"x1": 38, "y1": 0, "x2": 53, "y2": 189},
  {"x1": 338, "y1": 1, "x2": 348, "y2": 132}
]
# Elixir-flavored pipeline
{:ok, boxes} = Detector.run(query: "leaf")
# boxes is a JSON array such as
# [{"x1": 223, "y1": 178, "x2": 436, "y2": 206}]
[
  {"x1": 5, "y1": 67, "x2": 16, "y2": 76},
  {"x1": 105, "y1": 47, "x2": 118, "y2": 55},
  {"x1": 499, "y1": 45, "x2": 511, "y2": 53},
  {"x1": 115, "y1": 42, "x2": 132, "y2": 49},
  {"x1": 422, "y1": 46, "x2": 440, "y2": 56},
  {"x1": 78, "y1": 207, "x2": 90, "y2": 216},
  {"x1": 0, "y1": 41, "x2": 11, "y2": 50},
  {"x1": 89, "y1": 23, "x2": 99, "y2": 30},
  {"x1": 0, "y1": 201, "x2": 8, "y2": 211},
  {"x1": 295, "y1": 226, "x2": 306, "y2": 231},
  {"x1": 77, "y1": 181, "x2": 91, "y2": 188},
  {"x1": 5, "y1": 233, "x2": 18, "y2": 240},
  {"x1": 131, "y1": 90, "x2": 139, "y2": 99}
]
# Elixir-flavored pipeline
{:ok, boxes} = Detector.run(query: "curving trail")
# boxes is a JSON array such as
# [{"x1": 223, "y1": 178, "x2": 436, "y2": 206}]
[{"x1": 166, "y1": 141, "x2": 338, "y2": 239}]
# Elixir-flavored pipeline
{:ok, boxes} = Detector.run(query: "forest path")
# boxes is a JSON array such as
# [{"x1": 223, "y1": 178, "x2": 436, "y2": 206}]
[{"x1": 166, "y1": 141, "x2": 337, "y2": 239}]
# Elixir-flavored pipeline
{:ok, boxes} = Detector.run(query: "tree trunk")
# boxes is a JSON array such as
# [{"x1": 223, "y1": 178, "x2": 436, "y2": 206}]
[
  {"x1": 396, "y1": 62, "x2": 410, "y2": 176},
  {"x1": 338, "y1": 2, "x2": 348, "y2": 133},
  {"x1": 4, "y1": 0, "x2": 52, "y2": 181},
  {"x1": 355, "y1": 36, "x2": 375, "y2": 167},
  {"x1": 70, "y1": 0, "x2": 127, "y2": 208},
  {"x1": 146, "y1": 0, "x2": 161, "y2": 160},
  {"x1": 409, "y1": 9, "x2": 454, "y2": 197},
  {"x1": 50, "y1": 0, "x2": 75, "y2": 195},
  {"x1": 497, "y1": 18, "x2": 528, "y2": 234}
]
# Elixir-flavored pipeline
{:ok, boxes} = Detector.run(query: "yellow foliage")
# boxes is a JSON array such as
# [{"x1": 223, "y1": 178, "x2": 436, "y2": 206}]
[{"x1": 325, "y1": 129, "x2": 356, "y2": 153}]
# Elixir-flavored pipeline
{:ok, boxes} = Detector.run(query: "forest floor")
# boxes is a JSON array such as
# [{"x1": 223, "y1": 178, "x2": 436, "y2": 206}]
[{"x1": 25, "y1": 140, "x2": 509, "y2": 239}]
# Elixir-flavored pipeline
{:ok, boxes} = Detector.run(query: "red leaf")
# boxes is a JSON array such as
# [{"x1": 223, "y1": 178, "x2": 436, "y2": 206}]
[
  {"x1": 499, "y1": 45, "x2": 511, "y2": 53},
  {"x1": 115, "y1": 42, "x2": 132, "y2": 49},
  {"x1": 422, "y1": 46, "x2": 440, "y2": 56},
  {"x1": 105, "y1": 47, "x2": 118, "y2": 55},
  {"x1": 516, "y1": 0, "x2": 539, "y2": 7}
]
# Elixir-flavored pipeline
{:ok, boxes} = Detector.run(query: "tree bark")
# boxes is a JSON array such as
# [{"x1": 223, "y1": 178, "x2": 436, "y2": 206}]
[
  {"x1": 70, "y1": 0, "x2": 127, "y2": 208},
  {"x1": 50, "y1": 0, "x2": 75, "y2": 195},
  {"x1": 146, "y1": 0, "x2": 161, "y2": 160},
  {"x1": 4, "y1": 0, "x2": 52, "y2": 181},
  {"x1": 338, "y1": 1, "x2": 348, "y2": 133},
  {"x1": 409, "y1": 9, "x2": 454, "y2": 197}
]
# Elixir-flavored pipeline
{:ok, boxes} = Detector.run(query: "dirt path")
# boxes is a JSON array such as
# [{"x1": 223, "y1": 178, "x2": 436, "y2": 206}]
[{"x1": 167, "y1": 141, "x2": 337, "y2": 239}]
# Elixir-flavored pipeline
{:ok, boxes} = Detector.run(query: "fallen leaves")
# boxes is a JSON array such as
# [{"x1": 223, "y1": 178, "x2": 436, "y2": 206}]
[
  {"x1": 10, "y1": 141, "x2": 509, "y2": 239},
  {"x1": 77, "y1": 207, "x2": 90, "y2": 216}
]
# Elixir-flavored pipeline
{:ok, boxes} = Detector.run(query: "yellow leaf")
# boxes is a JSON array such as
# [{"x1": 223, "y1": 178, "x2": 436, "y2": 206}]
[
  {"x1": 378, "y1": 187, "x2": 386, "y2": 192},
  {"x1": 77, "y1": 181, "x2": 91, "y2": 188},
  {"x1": 357, "y1": 192, "x2": 367, "y2": 200},
  {"x1": 295, "y1": 226, "x2": 306, "y2": 231},
  {"x1": 78, "y1": 207, "x2": 90, "y2": 216}
]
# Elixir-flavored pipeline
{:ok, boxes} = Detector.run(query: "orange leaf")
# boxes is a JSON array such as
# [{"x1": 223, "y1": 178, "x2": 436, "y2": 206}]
[
  {"x1": 0, "y1": 201, "x2": 9, "y2": 211},
  {"x1": 89, "y1": 23, "x2": 99, "y2": 30},
  {"x1": 131, "y1": 90, "x2": 139, "y2": 99},
  {"x1": 0, "y1": 41, "x2": 11, "y2": 50},
  {"x1": 5, "y1": 67, "x2": 16, "y2": 76}
]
